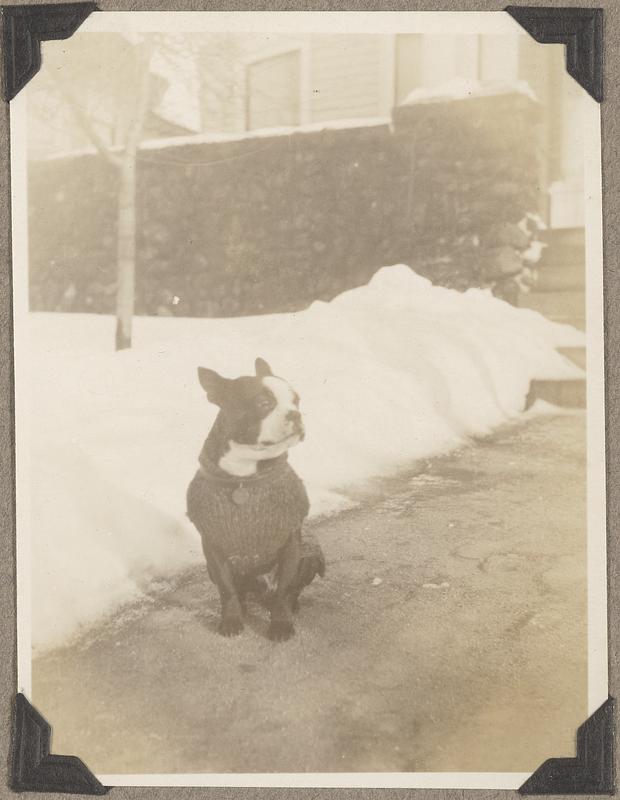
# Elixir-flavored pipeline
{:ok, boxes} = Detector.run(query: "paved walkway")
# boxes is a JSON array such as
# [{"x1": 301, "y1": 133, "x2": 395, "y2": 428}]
[{"x1": 32, "y1": 411, "x2": 587, "y2": 777}]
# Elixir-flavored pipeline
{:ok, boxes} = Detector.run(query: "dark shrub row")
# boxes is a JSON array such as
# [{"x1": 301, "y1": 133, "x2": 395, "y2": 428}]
[{"x1": 28, "y1": 91, "x2": 541, "y2": 317}]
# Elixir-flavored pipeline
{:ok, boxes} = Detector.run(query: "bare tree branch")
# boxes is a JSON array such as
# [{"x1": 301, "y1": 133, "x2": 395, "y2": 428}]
[{"x1": 49, "y1": 70, "x2": 123, "y2": 168}]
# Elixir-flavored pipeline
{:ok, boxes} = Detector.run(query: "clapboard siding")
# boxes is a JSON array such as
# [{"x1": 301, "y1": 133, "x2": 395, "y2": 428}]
[
  {"x1": 205, "y1": 34, "x2": 387, "y2": 131},
  {"x1": 309, "y1": 35, "x2": 385, "y2": 122}
]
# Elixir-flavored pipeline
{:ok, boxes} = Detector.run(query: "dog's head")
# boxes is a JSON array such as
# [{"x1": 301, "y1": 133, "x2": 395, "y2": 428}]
[{"x1": 198, "y1": 358, "x2": 304, "y2": 458}]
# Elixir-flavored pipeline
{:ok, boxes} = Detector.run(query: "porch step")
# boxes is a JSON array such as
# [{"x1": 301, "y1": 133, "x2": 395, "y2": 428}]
[
  {"x1": 519, "y1": 226, "x2": 586, "y2": 331},
  {"x1": 526, "y1": 378, "x2": 586, "y2": 409},
  {"x1": 558, "y1": 346, "x2": 586, "y2": 370},
  {"x1": 536, "y1": 261, "x2": 584, "y2": 292},
  {"x1": 540, "y1": 226, "x2": 585, "y2": 253},
  {"x1": 535, "y1": 226, "x2": 585, "y2": 292},
  {"x1": 519, "y1": 289, "x2": 585, "y2": 330}
]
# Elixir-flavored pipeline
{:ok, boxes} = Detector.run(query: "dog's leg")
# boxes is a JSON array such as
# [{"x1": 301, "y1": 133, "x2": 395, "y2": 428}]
[
  {"x1": 201, "y1": 538, "x2": 243, "y2": 637},
  {"x1": 234, "y1": 575, "x2": 254, "y2": 615},
  {"x1": 268, "y1": 531, "x2": 301, "y2": 642},
  {"x1": 289, "y1": 531, "x2": 327, "y2": 612},
  {"x1": 214, "y1": 561, "x2": 244, "y2": 637}
]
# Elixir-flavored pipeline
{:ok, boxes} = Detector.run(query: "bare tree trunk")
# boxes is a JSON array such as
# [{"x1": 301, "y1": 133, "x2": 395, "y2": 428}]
[
  {"x1": 115, "y1": 157, "x2": 138, "y2": 349},
  {"x1": 115, "y1": 42, "x2": 152, "y2": 351}
]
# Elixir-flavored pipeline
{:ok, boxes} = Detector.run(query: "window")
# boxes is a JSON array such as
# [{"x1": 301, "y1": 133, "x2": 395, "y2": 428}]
[{"x1": 246, "y1": 50, "x2": 301, "y2": 130}]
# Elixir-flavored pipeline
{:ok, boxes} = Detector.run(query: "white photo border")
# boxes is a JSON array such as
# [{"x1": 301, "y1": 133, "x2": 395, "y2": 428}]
[{"x1": 10, "y1": 9, "x2": 607, "y2": 790}]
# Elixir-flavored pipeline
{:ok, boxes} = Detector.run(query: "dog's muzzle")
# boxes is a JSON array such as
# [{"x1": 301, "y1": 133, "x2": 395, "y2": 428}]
[{"x1": 287, "y1": 410, "x2": 304, "y2": 439}]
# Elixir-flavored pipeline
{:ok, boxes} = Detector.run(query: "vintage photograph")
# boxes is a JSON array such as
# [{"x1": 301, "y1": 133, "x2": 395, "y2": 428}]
[{"x1": 11, "y1": 10, "x2": 606, "y2": 788}]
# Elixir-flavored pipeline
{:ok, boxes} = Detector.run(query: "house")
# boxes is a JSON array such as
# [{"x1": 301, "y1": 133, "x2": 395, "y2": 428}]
[
  {"x1": 30, "y1": 29, "x2": 584, "y2": 236},
  {"x1": 198, "y1": 31, "x2": 585, "y2": 327},
  {"x1": 28, "y1": 29, "x2": 586, "y2": 328}
]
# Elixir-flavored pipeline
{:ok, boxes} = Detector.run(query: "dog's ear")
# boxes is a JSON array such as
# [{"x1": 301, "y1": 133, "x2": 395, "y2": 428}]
[
  {"x1": 197, "y1": 367, "x2": 229, "y2": 406},
  {"x1": 255, "y1": 357, "x2": 273, "y2": 378}
]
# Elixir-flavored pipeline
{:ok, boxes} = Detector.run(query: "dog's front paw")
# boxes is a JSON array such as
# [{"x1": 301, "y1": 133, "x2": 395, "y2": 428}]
[
  {"x1": 268, "y1": 620, "x2": 295, "y2": 642},
  {"x1": 218, "y1": 617, "x2": 244, "y2": 637}
]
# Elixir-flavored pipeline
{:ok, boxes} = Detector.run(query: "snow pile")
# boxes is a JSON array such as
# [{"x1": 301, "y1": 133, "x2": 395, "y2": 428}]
[
  {"x1": 400, "y1": 77, "x2": 537, "y2": 106},
  {"x1": 40, "y1": 117, "x2": 392, "y2": 163},
  {"x1": 139, "y1": 116, "x2": 392, "y2": 151},
  {"x1": 26, "y1": 265, "x2": 584, "y2": 651}
]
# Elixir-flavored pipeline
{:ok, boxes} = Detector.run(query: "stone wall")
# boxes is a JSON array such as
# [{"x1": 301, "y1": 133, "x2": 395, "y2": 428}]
[{"x1": 28, "y1": 91, "x2": 542, "y2": 317}]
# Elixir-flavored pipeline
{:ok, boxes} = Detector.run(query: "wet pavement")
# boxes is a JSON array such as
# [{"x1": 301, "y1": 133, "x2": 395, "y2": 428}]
[{"x1": 32, "y1": 411, "x2": 587, "y2": 776}]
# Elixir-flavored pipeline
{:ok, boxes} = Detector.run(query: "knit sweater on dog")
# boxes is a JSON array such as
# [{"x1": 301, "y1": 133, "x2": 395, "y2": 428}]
[{"x1": 186, "y1": 443, "x2": 310, "y2": 576}]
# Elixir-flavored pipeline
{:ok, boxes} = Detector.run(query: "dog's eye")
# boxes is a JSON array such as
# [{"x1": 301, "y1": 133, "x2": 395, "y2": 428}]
[{"x1": 255, "y1": 395, "x2": 274, "y2": 412}]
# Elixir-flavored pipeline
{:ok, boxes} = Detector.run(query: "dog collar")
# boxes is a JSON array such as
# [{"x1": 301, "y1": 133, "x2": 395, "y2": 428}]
[{"x1": 198, "y1": 456, "x2": 289, "y2": 505}]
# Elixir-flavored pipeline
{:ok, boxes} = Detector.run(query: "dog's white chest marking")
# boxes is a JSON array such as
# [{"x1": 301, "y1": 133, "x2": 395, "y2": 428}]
[
  {"x1": 218, "y1": 438, "x2": 298, "y2": 477},
  {"x1": 218, "y1": 445, "x2": 259, "y2": 477}
]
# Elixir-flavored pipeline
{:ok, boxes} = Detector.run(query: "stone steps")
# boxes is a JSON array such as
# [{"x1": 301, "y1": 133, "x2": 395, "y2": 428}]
[
  {"x1": 519, "y1": 289, "x2": 585, "y2": 330},
  {"x1": 525, "y1": 346, "x2": 586, "y2": 409},
  {"x1": 557, "y1": 346, "x2": 586, "y2": 370},
  {"x1": 521, "y1": 230, "x2": 586, "y2": 408},
  {"x1": 535, "y1": 261, "x2": 584, "y2": 292},
  {"x1": 518, "y1": 227, "x2": 585, "y2": 331},
  {"x1": 539, "y1": 226, "x2": 585, "y2": 254},
  {"x1": 526, "y1": 378, "x2": 586, "y2": 409}
]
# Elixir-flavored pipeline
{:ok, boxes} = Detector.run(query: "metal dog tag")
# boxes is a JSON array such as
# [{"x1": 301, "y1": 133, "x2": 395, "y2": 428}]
[{"x1": 232, "y1": 486, "x2": 250, "y2": 505}]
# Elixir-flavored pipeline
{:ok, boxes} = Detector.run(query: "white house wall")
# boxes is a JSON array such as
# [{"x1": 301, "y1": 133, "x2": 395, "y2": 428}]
[
  {"x1": 479, "y1": 34, "x2": 520, "y2": 83},
  {"x1": 418, "y1": 35, "x2": 479, "y2": 87},
  {"x1": 308, "y1": 35, "x2": 386, "y2": 122},
  {"x1": 549, "y1": 80, "x2": 587, "y2": 229},
  {"x1": 200, "y1": 33, "x2": 389, "y2": 131}
]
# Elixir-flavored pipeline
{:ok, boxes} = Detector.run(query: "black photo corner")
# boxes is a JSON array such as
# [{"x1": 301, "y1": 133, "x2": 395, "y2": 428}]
[
  {"x1": 11, "y1": 694, "x2": 108, "y2": 794},
  {"x1": 2, "y1": 1, "x2": 613, "y2": 795},
  {"x1": 1, "y1": 2, "x2": 97, "y2": 101}
]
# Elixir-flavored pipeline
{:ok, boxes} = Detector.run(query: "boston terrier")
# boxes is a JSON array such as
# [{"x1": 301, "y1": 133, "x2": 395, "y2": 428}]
[{"x1": 186, "y1": 357, "x2": 325, "y2": 641}]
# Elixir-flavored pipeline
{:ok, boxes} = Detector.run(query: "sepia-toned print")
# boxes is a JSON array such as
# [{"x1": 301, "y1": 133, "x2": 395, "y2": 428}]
[{"x1": 11, "y1": 11, "x2": 606, "y2": 789}]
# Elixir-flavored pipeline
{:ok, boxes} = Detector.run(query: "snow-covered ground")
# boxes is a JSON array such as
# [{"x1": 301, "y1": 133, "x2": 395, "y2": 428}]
[{"x1": 24, "y1": 265, "x2": 584, "y2": 652}]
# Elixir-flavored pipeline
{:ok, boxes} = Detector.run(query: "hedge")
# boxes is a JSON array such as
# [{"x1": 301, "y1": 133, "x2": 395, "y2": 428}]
[{"x1": 28, "y1": 91, "x2": 541, "y2": 317}]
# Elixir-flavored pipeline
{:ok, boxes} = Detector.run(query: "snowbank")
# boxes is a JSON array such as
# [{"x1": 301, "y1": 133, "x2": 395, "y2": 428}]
[{"x1": 25, "y1": 265, "x2": 584, "y2": 651}]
